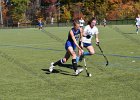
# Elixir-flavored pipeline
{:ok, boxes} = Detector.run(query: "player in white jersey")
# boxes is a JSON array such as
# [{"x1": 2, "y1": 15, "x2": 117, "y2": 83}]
[
  {"x1": 76, "y1": 17, "x2": 99, "y2": 62},
  {"x1": 79, "y1": 17, "x2": 85, "y2": 28},
  {"x1": 136, "y1": 14, "x2": 140, "y2": 34},
  {"x1": 103, "y1": 18, "x2": 107, "y2": 27}
]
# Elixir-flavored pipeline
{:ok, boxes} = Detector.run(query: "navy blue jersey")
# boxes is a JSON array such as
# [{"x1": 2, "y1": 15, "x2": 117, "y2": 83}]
[
  {"x1": 67, "y1": 28, "x2": 81, "y2": 42},
  {"x1": 65, "y1": 28, "x2": 81, "y2": 50},
  {"x1": 38, "y1": 22, "x2": 43, "y2": 26}
]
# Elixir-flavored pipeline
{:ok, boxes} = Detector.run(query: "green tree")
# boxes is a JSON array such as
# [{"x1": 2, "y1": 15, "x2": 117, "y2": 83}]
[
  {"x1": 61, "y1": 5, "x2": 71, "y2": 22},
  {"x1": 10, "y1": 0, "x2": 30, "y2": 22},
  {"x1": 93, "y1": 0, "x2": 107, "y2": 20},
  {"x1": 134, "y1": 1, "x2": 140, "y2": 15}
]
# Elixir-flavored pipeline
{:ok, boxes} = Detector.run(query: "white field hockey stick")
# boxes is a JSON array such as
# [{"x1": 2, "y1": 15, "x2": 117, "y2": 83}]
[{"x1": 83, "y1": 58, "x2": 92, "y2": 77}]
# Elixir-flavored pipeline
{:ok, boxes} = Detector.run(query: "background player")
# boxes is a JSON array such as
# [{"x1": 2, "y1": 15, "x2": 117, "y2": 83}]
[
  {"x1": 103, "y1": 18, "x2": 107, "y2": 27},
  {"x1": 38, "y1": 18, "x2": 43, "y2": 30},
  {"x1": 136, "y1": 14, "x2": 140, "y2": 34},
  {"x1": 79, "y1": 17, "x2": 85, "y2": 29}
]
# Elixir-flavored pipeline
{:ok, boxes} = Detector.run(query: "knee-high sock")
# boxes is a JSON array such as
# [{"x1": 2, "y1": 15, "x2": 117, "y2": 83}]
[
  {"x1": 76, "y1": 56, "x2": 80, "y2": 63},
  {"x1": 76, "y1": 52, "x2": 91, "y2": 63},
  {"x1": 83, "y1": 51, "x2": 91, "y2": 56},
  {"x1": 72, "y1": 59, "x2": 77, "y2": 71},
  {"x1": 53, "y1": 59, "x2": 64, "y2": 66}
]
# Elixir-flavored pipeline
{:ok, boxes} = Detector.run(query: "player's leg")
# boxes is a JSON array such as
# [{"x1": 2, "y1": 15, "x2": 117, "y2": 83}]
[
  {"x1": 65, "y1": 41, "x2": 78, "y2": 71},
  {"x1": 77, "y1": 43, "x2": 95, "y2": 62},
  {"x1": 49, "y1": 51, "x2": 70, "y2": 72},
  {"x1": 136, "y1": 25, "x2": 138, "y2": 33},
  {"x1": 40, "y1": 24, "x2": 43, "y2": 30},
  {"x1": 67, "y1": 46, "x2": 77, "y2": 71},
  {"x1": 79, "y1": 45, "x2": 95, "y2": 61},
  {"x1": 67, "y1": 46, "x2": 83, "y2": 75},
  {"x1": 136, "y1": 25, "x2": 139, "y2": 34},
  {"x1": 85, "y1": 45, "x2": 95, "y2": 55},
  {"x1": 138, "y1": 25, "x2": 140, "y2": 34},
  {"x1": 104, "y1": 23, "x2": 106, "y2": 27},
  {"x1": 38, "y1": 25, "x2": 40, "y2": 29},
  {"x1": 76, "y1": 41, "x2": 83, "y2": 62}
]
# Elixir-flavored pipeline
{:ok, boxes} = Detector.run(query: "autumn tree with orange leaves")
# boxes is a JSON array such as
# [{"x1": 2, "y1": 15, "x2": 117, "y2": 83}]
[
  {"x1": 1, "y1": 0, "x2": 140, "y2": 26},
  {"x1": 106, "y1": 0, "x2": 140, "y2": 20}
]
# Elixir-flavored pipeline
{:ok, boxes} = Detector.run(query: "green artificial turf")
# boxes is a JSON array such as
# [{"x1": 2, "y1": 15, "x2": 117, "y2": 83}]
[{"x1": 0, "y1": 25, "x2": 140, "y2": 100}]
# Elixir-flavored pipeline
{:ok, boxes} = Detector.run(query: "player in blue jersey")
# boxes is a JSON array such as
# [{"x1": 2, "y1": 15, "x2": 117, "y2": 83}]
[
  {"x1": 49, "y1": 20, "x2": 84, "y2": 75},
  {"x1": 38, "y1": 18, "x2": 43, "y2": 30}
]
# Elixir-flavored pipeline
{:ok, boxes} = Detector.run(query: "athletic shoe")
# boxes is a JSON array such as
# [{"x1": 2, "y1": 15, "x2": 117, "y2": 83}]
[
  {"x1": 79, "y1": 54, "x2": 84, "y2": 62},
  {"x1": 136, "y1": 31, "x2": 138, "y2": 34},
  {"x1": 49, "y1": 62, "x2": 55, "y2": 72},
  {"x1": 75, "y1": 68, "x2": 84, "y2": 75}
]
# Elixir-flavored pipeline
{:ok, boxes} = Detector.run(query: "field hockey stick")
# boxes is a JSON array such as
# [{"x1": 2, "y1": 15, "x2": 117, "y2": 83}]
[
  {"x1": 97, "y1": 44, "x2": 109, "y2": 66},
  {"x1": 83, "y1": 58, "x2": 92, "y2": 77}
]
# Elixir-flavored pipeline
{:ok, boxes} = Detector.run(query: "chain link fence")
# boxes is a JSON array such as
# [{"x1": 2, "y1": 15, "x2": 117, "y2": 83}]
[{"x1": 0, "y1": 19, "x2": 135, "y2": 29}]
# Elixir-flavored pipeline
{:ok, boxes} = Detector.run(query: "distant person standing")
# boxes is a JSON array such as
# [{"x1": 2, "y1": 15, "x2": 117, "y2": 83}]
[
  {"x1": 103, "y1": 18, "x2": 107, "y2": 27},
  {"x1": 79, "y1": 17, "x2": 85, "y2": 28},
  {"x1": 38, "y1": 18, "x2": 43, "y2": 30},
  {"x1": 51, "y1": 17, "x2": 54, "y2": 25},
  {"x1": 136, "y1": 14, "x2": 140, "y2": 34}
]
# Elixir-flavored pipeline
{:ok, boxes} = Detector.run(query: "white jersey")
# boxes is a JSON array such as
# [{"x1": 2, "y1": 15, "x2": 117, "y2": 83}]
[
  {"x1": 82, "y1": 25, "x2": 99, "y2": 43},
  {"x1": 136, "y1": 17, "x2": 140, "y2": 25},
  {"x1": 79, "y1": 19, "x2": 85, "y2": 27}
]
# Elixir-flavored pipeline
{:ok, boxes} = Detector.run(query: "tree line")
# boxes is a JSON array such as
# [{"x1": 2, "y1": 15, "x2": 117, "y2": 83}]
[{"x1": 1, "y1": 0, "x2": 140, "y2": 26}]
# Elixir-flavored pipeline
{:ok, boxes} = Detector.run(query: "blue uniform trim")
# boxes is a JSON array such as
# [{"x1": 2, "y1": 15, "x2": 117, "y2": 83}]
[
  {"x1": 83, "y1": 52, "x2": 91, "y2": 55},
  {"x1": 83, "y1": 43, "x2": 92, "y2": 47}
]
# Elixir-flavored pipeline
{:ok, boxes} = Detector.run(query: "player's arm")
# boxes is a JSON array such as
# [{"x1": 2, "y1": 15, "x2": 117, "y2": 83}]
[
  {"x1": 79, "y1": 28, "x2": 83, "y2": 41},
  {"x1": 95, "y1": 28, "x2": 99, "y2": 45},
  {"x1": 95, "y1": 33, "x2": 99, "y2": 43},
  {"x1": 95, "y1": 32, "x2": 99, "y2": 45}
]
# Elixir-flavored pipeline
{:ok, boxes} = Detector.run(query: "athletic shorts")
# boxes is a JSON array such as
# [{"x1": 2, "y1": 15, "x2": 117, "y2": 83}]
[
  {"x1": 83, "y1": 43, "x2": 92, "y2": 47},
  {"x1": 136, "y1": 25, "x2": 140, "y2": 28},
  {"x1": 65, "y1": 41, "x2": 76, "y2": 50}
]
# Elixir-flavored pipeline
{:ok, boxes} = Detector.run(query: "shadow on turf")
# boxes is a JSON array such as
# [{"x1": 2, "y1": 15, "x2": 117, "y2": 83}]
[
  {"x1": 122, "y1": 32, "x2": 137, "y2": 34},
  {"x1": 42, "y1": 64, "x2": 83, "y2": 76}
]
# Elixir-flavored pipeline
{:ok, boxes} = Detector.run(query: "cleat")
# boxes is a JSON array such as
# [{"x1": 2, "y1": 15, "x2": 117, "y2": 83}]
[
  {"x1": 49, "y1": 62, "x2": 55, "y2": 72},
  {"x1": 75, "y1": 68, "x2": 84, "y2": 75}
]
